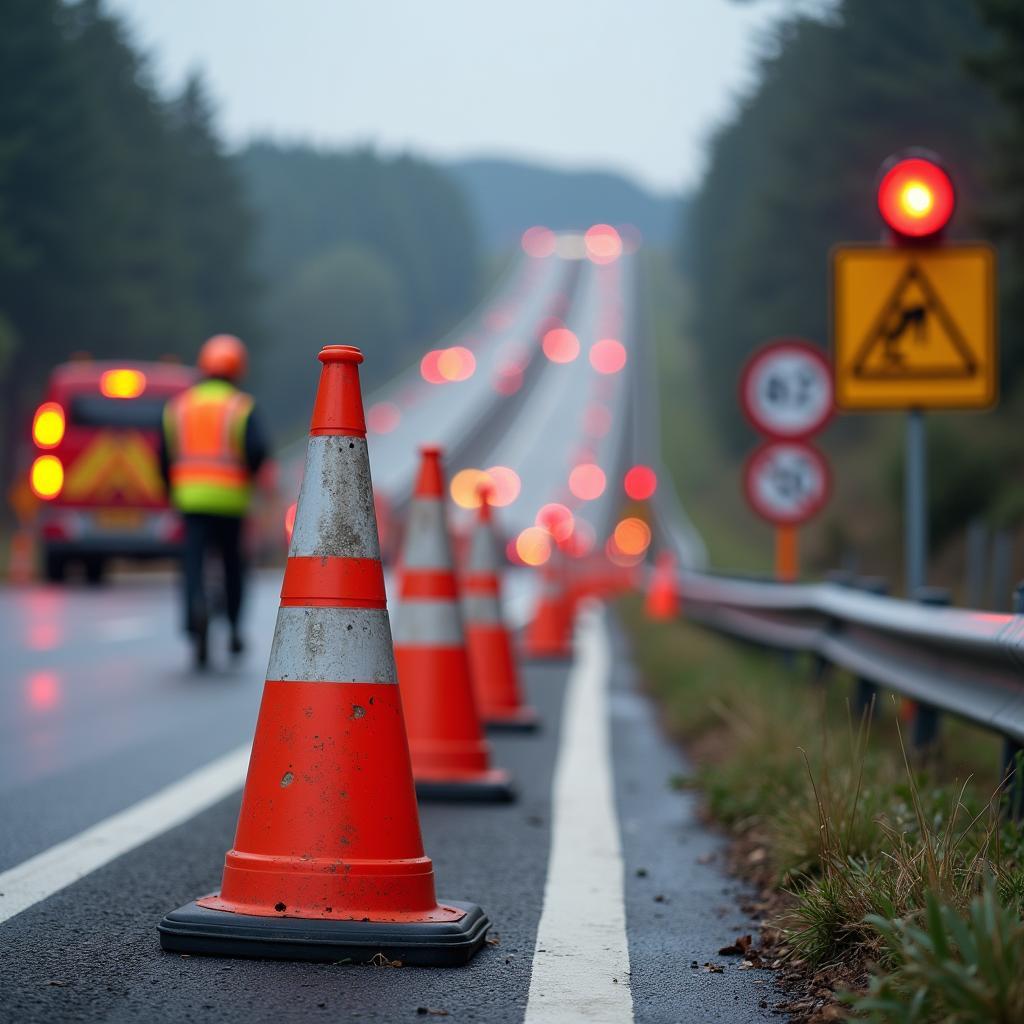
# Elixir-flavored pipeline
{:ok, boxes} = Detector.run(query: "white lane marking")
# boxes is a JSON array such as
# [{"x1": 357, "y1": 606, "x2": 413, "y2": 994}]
[
  {"x1": 0, "y1": 745, "x2": 249, "y2": 926},
  {"x1": 525, "y1": 604, "x2": 634, "y2": 1024}
]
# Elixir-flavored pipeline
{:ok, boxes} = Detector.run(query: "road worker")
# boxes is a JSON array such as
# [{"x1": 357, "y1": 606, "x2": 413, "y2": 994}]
[{"x1": 159, "y1": 334, "x2": 268, "y2": 668}]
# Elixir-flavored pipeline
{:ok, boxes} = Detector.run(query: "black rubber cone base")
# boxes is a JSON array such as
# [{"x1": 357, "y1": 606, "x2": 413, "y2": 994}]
[
  {"x1": 415, "y1": 777, "x2": 517, "y2": 803},
  {"x1": 158, "y1": 899, "x2": 490, "y2": 967}
]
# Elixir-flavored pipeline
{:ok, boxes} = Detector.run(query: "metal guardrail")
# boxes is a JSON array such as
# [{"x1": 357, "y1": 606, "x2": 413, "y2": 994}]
[
  {"x1": 628, "y1": 254, "x2": 1024, "y2": 799},
  {"x1": 665, "y1": 566, "x2": 1024, "y2": 809}
]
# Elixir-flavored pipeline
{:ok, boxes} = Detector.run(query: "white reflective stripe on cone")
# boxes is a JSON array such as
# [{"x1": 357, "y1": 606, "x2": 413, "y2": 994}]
[
  {"x1": 266, "y1": 606, "x2": 397, "y2": 682},
  {"x1": 401, "y1": 498, "x2": 453, "y2": 571},
  {"x1": 289, "y1": 437, "x2": 381, "y2": 560},
  {"x1": 462, "y1": 592, "x2": 502, "y2": 625},
  {"x1": 393, "y1": 598, "x2": 464, "y2": 646},
  {"x1": 467, "y1": 522, "x2": 501, "y2": 574}
]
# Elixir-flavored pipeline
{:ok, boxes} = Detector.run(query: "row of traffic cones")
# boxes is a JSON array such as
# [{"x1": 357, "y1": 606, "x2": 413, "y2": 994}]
[
  {"x1": 394, "y1": 447, "x2": 516, "y2": 802},
  {"x1": 160, "y1": 345, "x2": 541, "y2": 967},
  {"x1": 158, "y1": 343, "x2": 679, "y2": 967}
]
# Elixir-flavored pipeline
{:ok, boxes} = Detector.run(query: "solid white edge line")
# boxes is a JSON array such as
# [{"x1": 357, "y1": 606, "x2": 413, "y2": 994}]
[
  {"x1": 0, "y1": 744, "x2": 250, "y2": 926},
  {"x1": 524, "y1": 603, "x2": 634, "y2": 1024}
]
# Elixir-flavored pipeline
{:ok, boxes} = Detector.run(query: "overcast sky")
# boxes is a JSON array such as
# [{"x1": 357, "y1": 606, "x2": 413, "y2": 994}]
[{"x1": 108, "y1": 0, "x2": 791, "y2": 195}]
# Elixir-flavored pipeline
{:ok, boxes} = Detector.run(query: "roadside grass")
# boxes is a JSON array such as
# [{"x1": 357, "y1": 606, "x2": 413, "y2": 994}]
[{"x1": 620, "y1": 598, "x2": 1024, "y2": 1021}]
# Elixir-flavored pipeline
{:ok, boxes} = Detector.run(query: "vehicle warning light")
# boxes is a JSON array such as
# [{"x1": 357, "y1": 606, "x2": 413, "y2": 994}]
[
  {"x1": 100, "y1": 368, "x2": 147, "y2": 399},
  {"x1": 32, "y1": 402, "x2": 65, "y2": 449},
  {"x1": 30, "y1": 454, "x2": 64, "y2": 500}
]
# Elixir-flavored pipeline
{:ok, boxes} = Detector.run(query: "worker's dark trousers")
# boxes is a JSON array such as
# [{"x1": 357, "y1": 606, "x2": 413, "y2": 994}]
[{"x1": 181, "y1": 513, "x2": 245, "y2": 634}]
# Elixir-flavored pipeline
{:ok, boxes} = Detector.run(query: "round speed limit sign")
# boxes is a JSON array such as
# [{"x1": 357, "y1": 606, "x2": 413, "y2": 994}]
[
  {"x1": 740, "y1": 339, "x2": 833, "y2": 440},
  {"x1": 744, "y1": 441, "x2": 831, "y2": 526}
]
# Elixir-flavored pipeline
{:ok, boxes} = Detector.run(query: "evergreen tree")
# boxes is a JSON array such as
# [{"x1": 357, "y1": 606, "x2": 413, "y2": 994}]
[
  {"x1": 972, "y1": 0, "x2": 1024, "y2": 384},
  {"x1": 167, "y1": 75, "x2": 257, "y2": 341},
  {"x1": 0, "y1": 0, "x2": 259, "y2": 493}
]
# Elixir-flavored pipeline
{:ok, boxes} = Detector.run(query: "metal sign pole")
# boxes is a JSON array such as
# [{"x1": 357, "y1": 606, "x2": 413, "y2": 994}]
[{"x1": 905, "y1": 408, "x2": 927, "y2": 596}]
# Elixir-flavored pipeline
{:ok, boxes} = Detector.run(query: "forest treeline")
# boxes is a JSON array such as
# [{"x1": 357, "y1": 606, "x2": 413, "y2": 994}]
[
  {"x1": 0, "y1": 0, "x2": 254, "y2": 479},
  {"x1": 237, "y1": 143, "x2": 480, "y2": 429},
  {"x1": 681, "y1": 0, "x2": 1024, "y2": 553},
  {"x1": 0, "y1": 0, "x2": 481, "y2": 473}
]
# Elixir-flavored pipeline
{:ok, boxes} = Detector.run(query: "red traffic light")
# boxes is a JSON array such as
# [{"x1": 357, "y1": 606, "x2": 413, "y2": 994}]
[{"x1": 877, "y1": 153, "x2": 955, "y2": 239}]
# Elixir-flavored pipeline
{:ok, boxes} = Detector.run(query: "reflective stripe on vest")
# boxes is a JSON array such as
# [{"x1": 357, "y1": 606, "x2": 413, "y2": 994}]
[{"x1": 165, "y1": 380, "x2": 253, "y2": 516}]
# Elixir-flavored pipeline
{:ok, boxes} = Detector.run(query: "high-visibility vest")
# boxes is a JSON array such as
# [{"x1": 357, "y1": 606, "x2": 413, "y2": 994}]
[{"x1": 164, "y1": 379, "x2": 254, "y2": 516}]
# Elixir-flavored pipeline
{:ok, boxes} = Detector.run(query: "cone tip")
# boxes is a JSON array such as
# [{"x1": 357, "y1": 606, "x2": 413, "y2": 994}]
[
  {"x1": 319, "y1": 345, "x2": 364, "y2": 365},
  {"x1": 414, "y1": 445, "x2": 445, "y2": 498},
  {"x1": 477, "y1": 485, "x2": 494, "y2": 521}
]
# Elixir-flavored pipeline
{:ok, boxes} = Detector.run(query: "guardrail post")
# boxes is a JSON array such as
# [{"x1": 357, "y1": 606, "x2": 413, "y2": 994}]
[
  {"x1": 853, "y1": 577, "x2": 889, "y2": 721},
  {"x1": 909, "y1": 587, "x2": 950, "y2": 757},
  {"x1": 965, "y1": 517, "x2": 988, "y2": 608},
  {"x1": 999, "y1": 585, "x2": 1024, "y2": 820},
  {"x1": 990, "y1": 530, "x2": 1014, "y2": 611},
  {"x1": 1002, "y1": 739, "x2": 1023, "y2": 822}
]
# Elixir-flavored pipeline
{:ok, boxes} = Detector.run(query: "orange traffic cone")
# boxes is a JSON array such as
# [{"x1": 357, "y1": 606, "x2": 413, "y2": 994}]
[
  {"x1": 393, "y1": 446, "x2": 515, "y2": 802},
  {"x1": 645, "y1": 550, "x2": 681, "y2": 620},
  {"x1": 159, "y1": 346, "x2": 490, "y2": 966},
  {"x1": 523, "y1": 543, "x2": 573, "y2": 661},
  {"x1": 463, "y1": 488, "x2": 539, "y2": 732}
]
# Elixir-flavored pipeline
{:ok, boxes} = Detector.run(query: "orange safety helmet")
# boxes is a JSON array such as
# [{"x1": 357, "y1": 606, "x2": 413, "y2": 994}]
[{"x1": 198, "y1": 334, "x2": 248, "y2": 381}]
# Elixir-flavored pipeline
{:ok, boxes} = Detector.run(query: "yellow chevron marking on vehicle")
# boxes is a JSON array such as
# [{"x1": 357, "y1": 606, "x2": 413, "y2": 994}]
[{"x1": 63, "y1": 431, "x2": 165, "y2": 502}]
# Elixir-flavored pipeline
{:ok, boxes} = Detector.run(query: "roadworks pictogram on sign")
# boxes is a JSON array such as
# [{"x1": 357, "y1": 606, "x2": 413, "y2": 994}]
[
  {"x1": 852, "y1": 263, "x2": 976, "y2": 380},
  {"x1": 831, "y1": 243, "x2": 996, "y2": 410}
]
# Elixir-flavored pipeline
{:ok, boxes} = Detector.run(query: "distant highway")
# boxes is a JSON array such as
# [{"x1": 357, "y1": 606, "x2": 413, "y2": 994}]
[{"x1": 0, "y1": 239, "x2": 778, "y2": 1023}]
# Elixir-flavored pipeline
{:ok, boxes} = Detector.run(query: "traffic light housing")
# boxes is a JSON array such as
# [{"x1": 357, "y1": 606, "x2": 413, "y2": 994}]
[{"x1": 877, "y1": 149, "x2": 955, "y2": 241}]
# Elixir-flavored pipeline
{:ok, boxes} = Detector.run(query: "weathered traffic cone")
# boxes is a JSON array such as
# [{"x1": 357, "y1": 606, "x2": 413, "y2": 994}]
[
  {"x1": 158, "y1": 346, "x2": 490, "y2": 965},
  {"x1": 523, "y1": 541, "x2": 573, "y2": 661},
  {"x1": 463, "y1": 487, "x2": 539, "y2": 732},
  {"x1": 393, "y1": 446, "x2": 515, "y2": 801},
  {"x1": 645, "y1": 550, "x2": 681, "y2": 621}
]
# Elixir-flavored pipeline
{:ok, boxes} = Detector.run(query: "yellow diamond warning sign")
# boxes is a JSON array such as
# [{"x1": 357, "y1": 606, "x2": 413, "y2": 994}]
[{"x1": 832, "y1": 244, "x2": 996, "y2": 410}]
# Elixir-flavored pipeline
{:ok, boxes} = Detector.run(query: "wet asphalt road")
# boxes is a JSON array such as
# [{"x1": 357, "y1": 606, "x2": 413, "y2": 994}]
[{"x1": 0, "y1": 584, "x2": 784, "y2": 1023}]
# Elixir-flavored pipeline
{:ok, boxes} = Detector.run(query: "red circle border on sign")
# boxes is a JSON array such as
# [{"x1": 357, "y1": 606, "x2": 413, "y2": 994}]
[
  {"x1": 739, "y1": 338, "x2": 834, "y2": 441},
  {"x1": 742, "y1": 439, "x2": 832, "y2": 526}
]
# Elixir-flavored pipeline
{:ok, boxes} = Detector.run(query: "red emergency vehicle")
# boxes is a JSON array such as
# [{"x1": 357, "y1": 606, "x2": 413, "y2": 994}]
[{"x1": 28, "y1": 360, "x2": 198, "y2": 582}]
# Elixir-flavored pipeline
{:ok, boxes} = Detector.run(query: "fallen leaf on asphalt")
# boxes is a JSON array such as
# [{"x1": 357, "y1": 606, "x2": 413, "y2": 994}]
[
  {"x1": 485, "y1": 934, "x2": 501, "y2": 946},
  {"x1": 415, "y1": 1008, "x2": 449, "y2": 1017},
  {"x1": 46, "y1": 980, "x2": 68, "y2": 987},
  {"x1": 703, "y1": 962, "x2": 724, "y2": 973},
  {"x1": 697, "y1": 852, "x2": 715, "y2": 864},
  {"x1": 369, "y1": 953, "x2": 402, "y2": 968},
  {"x1": 718, "y1": 934, "x2": 752, "y2": 956}
]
